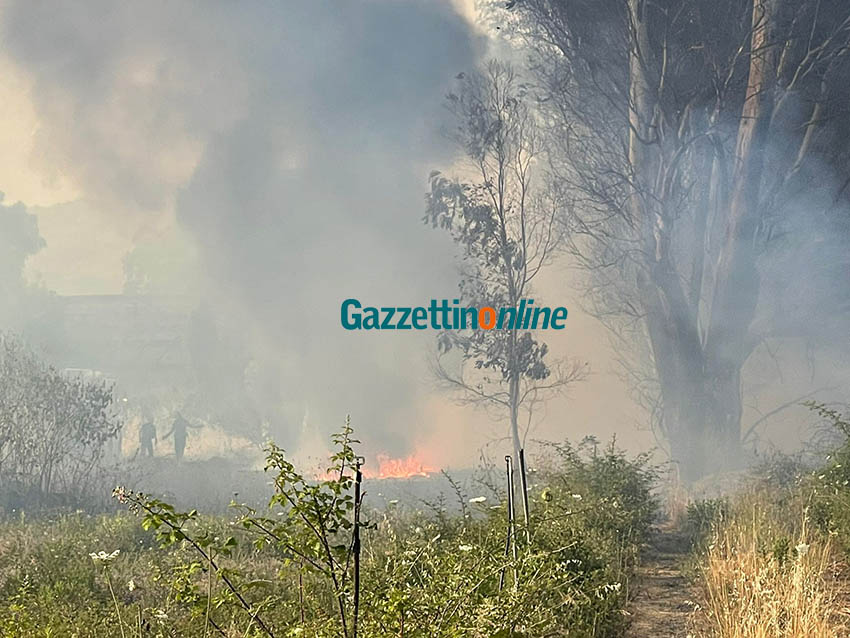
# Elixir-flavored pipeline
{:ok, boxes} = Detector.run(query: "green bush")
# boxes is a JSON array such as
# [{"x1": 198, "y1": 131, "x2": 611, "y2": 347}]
[
  {"x1": 685, "y1": 498, "x2": 728, "y2": 546},
  {"x1": 800, "y1": 403, "x2": 850, "y2": 554}
]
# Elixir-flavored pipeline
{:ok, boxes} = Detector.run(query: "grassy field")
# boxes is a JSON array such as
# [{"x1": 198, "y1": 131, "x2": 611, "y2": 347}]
[
  {"x1": 0, "y1": 429, "x2": 656, "y2": 638},
  {"x1": 8, "y1": 407, "x2": 850, "y2": 638}
]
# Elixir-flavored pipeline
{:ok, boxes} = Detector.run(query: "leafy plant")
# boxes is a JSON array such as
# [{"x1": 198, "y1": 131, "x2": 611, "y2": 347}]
[
  {"x1": 686, "y1": 499, "x2": 728, "y2": 546},
  {"x1": 114, "y1": 417, "x2": 368, "y2": 638},
  {"x1": 0, "y1": 333, "x2": 122, "y2": 507}
]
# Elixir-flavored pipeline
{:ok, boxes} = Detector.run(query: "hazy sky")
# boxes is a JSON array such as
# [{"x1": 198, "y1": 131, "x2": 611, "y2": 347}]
[{"x1": 0, "y1": 0, "x2": 657, "y2": 466}]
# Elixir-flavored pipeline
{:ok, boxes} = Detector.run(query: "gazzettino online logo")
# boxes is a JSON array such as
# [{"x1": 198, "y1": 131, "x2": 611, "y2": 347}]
[{"x1": 341, "y1": 298, "x2": 568, "y2": 331}]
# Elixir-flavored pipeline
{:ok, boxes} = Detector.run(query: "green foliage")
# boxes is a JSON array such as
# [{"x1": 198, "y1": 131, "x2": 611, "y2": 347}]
[
  {"x1": 0, "y1": 421, "x2": 656, "y2": 637},
  {"x1": 423, "y1": 61, "x2": 583, "y2": 435},
  {"x1": 752, "y1": 451, "x2": 809, "y2": 490},
  {"x1": 685, "y1": 499, "x2": 728, "y2": 546},
  {"x1": 425, "y1": 65, "x2": 555, "y2": 383},
  {"x1": 801, "y1": 402, "x2": 850, "y2": 553}
]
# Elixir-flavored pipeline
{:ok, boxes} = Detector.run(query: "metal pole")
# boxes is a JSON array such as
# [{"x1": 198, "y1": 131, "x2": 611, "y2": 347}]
[
  {"x1": 507, "y1": 455, "x2": 518, "y2": 587},
  {"x1": 518, "y1": 448, "x2": 531, "y2": 543},
  {"x1": 352, "y1": 456, "x2": 364, "y2": 638},
  {"x1": 499, "y1": 455, "x2": 513, "y2": 591}
]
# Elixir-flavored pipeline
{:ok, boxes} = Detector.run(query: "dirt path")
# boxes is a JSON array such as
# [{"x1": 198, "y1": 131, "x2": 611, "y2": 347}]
[{"x1": 626, "y1": 524, "x2": 699, "y2": 638}]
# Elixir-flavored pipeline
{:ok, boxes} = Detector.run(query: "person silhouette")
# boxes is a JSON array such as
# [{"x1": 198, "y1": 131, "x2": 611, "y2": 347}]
[
  {"x1": 162, "y1": 412, "x2": 201, "y2": 461},
  {"x1": 138, "y1": 419, "x2": 157, "y2": 458}
]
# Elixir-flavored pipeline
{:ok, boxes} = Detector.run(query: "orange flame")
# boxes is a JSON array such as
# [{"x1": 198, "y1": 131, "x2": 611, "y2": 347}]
[
  {"x1": 364, "y1": 453, "x2": 437, "y2": 479},
  {"x1": 313, "y1": 452, "x2": 438, "y2": 481}
]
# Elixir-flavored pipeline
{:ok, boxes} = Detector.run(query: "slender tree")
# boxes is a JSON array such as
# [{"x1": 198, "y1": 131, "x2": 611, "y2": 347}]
[{"x1": 425, "y1": 61, "x2": 585, "y2": 464}]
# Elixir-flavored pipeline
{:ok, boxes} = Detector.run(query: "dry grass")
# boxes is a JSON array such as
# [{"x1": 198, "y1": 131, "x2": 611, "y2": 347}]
[
  {"x1": 662, "y1": 463, "x2": 690, "y2": 525},
  {"x1": 695, "y1": 504, "x2": 849, "y2": 638}
]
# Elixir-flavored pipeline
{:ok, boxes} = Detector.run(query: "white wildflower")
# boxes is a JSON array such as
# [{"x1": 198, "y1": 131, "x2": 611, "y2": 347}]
[
  {"x1": 571, "y1": 493, "x2": 583, "y2": 501},
  {"x1": 596, "y1": 582, "x2": 622, "y2": 598},
  {"x1": 459, "y1": 544, "x2": 473, "y2": 552},
  {"x1": 90, "y1": 549, "x2": 121, "y2": 566}
]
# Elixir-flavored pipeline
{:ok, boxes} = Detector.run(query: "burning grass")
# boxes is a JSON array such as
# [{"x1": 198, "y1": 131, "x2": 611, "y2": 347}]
[{"x1": 367, "y1": 453, "x2": 437, "y2": 479}]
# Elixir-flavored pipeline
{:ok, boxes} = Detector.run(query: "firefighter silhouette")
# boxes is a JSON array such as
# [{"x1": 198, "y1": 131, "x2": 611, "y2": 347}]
[{"x1": 163, "y1": 411, "x2": 202, "y2": 461}]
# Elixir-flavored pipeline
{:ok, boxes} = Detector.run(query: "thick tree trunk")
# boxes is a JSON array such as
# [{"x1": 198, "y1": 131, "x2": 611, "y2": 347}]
[
  {"x1": 628, "y1": 0, "x2": 779, "y2": 481},
  {"x1": 708, "y1": 0, "x2": 777, "y2": 354},
  {"x1": 661, "y1": 370, "x2": 743, "y2": 481},
  {"x1": 641, "y1": 271, "x2": 717, "y2": 481},
  {"x1": 700, "y1": 0, "x2": 778, "y2": 474},
  {"x1": 628, "y1": 0, "x2": 711, "y2": 480}
]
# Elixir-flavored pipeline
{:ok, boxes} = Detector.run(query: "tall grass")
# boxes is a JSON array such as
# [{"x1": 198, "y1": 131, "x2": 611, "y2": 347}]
[{"x1": 696, "y1": 497, "x2": 847, "y2": 638}]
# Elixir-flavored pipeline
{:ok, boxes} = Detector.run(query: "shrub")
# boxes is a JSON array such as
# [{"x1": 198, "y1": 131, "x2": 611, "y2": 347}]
[
  {"x1": 800, "y1": 402, "x2": 850, "y2": 554},
  {"x1": 0, "y1": 334, "x2": 122, "y2": 509},
  {"x1": 685, "y1": 499, "x2": 728, "y2": 547}
]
